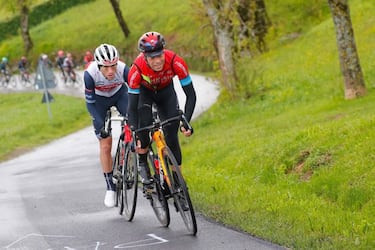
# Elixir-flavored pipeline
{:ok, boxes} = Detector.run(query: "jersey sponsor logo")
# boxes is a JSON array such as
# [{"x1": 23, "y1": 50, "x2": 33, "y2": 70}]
[{"x1": 95, "y1": 82, "x2": 122, "y2": 92}]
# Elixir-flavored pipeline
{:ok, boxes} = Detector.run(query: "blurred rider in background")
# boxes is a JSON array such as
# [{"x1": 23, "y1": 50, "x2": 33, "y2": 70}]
[
  {"x1": 18, "y1": 56, "x2": 29, "y2": 81},
  {"x1": 63, "y1": 52, "x2": 77, "y2": 83},
  {"x1": 55, "y1": 50, "x2": 67, "y2": 83},
  {"x1": 83, "y1": 50, "x2": 94, "y2": 69},
  {"x1": 0, "y1": 56, "x2": 9, "y2": 74}
]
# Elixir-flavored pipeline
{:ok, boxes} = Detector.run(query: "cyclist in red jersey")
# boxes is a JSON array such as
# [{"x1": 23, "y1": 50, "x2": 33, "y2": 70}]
[
  {"x1": 83, "y1": 50, "x2": 94, "y2": 69},
  {"x1": 127, "y1": 31, "x2": 196, "y2": 189}
]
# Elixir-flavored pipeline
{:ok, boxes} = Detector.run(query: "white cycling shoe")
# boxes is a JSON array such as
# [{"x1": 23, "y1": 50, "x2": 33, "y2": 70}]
[{"x1": 104, "y1": 190, "x2": 116, "y2": 208}]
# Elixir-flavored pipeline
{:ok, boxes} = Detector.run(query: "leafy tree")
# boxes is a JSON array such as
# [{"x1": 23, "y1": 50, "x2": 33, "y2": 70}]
[
  {"x1": 236, "y1": 0, "x2": 271, "y2": 55},
  {"x1": 108, "y1": 0, "x2": 130, "y2": 38},
  {"x1": 19, "y1": 0, "x2": 33, "y2": 56},
  {"x1": 328, "y1": 0, "x2": 366, "y2": 99},
  {"x1": 201, "y1": 0, "x2": 271, "y2": 96},
  {"x1": 202, "y1": 0, "x2": 237, "y2": 94},
  {"x1": 0, "y1": 0, "x2": 34, "y2": 56}
]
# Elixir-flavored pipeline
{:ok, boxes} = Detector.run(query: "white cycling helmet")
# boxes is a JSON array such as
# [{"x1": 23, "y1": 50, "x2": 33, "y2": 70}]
[{"x1": 94, "y1": 44, "x2": 119, "y2": 66}]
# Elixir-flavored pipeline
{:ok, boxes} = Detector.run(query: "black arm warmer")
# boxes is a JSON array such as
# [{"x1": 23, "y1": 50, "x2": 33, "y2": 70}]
[
  {"x1": 127, "y1": 93, "x2": 139, "y2": 129},
  {"x1": 182, "y1": 83, "x2": 196, "y2": 122}
]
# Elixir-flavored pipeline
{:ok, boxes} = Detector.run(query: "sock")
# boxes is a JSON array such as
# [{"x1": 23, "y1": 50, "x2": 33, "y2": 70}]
[
  {"x1": 104, "y1": 171, "x2": 115, "y2": 191},
  {"x1": 139, "y1": 153, "x2": 147, "y2": 165}
]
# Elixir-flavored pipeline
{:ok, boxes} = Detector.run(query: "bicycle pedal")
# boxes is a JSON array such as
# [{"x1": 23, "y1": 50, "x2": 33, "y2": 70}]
[{"x1": 143, "y1": 188, "x2": 153, "y2": 199}]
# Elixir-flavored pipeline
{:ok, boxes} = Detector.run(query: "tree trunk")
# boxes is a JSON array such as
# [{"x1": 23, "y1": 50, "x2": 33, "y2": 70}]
[
  {"x1": 236, "y1": 0, "x2": 271, "y2": 56},
  {"x1": 108, "y1": 0, "x2": 130, "y2": 38},
  {"x1": 19, "y1": 0, "x2": 33, "y2": 56},
  {"x1": 202, "y1": 0, "x2": 237, "y2": 94},
  {"x1": 328, "y1": 0, "x2": 366, "y2": 99},
  {"x1": 253, "y1": 0, "x2": 271, "y2": 52}
]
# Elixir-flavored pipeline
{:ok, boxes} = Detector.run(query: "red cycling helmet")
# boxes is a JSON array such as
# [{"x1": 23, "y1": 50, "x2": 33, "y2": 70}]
[
  {"x1": 137, "y1": 31, "x2": 166, "y2": 57},
  {"x1": 57, "y1": 50, "x2": 64, "y2": 57}
]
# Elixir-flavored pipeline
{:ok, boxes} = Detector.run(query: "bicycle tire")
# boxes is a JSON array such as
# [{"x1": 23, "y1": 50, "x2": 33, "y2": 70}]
[
  {"x1": 19, "y1": 74, "x2": 27, "y2": 86},
  {"x1": 112, "y1": 139, "x2": 124, "y2": 212},
  {"x1": 8, "y1": 75, "x2": 17, "y2": 88},
  {"x1": 162, "y1": 146, "x2": 197, "y2": 235},
  {"x1": 147, "y1": 151, "x2": 170, "y2": 227},
  {"x1": 122, "y1": 143, "x2": 138, "y2": 221}
]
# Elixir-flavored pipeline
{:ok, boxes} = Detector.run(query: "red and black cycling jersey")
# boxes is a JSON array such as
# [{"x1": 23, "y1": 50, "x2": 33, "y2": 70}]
[{"x1": 128, "y1": 49, "x2": 190, "y2": 93}]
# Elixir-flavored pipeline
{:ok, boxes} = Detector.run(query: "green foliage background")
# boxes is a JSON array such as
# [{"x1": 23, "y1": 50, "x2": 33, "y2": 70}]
[
  {"x1": 1, "y1": 0, "x2": 375, "y2": 249},
  {"x1": 0, "y1": 0, "x2": 94, "y2": 42}
]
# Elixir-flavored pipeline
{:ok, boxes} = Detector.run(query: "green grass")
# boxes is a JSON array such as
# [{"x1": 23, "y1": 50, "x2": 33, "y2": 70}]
[
  {"x1": 180, "y1": 1, "x2": 375, "y2": 249},
  {"x1": 1, "y1": 0, "x2": 375, "y2": 249},
  {"x1": 0, "y1": 93, "x2": 90, "y2": 161},
  {"x1": 185, "y1": 94, "x2": 375, "y2": 249}
]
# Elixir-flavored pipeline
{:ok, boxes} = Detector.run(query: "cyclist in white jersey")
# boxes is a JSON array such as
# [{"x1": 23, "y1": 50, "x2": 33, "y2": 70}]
[{"x1": 84, "y1": 44, "x2": 129, "y2": 208}]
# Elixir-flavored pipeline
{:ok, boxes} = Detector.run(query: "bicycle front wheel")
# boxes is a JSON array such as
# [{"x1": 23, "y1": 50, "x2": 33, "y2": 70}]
[
  {"x1": 112, "y1": 139, "x2": 123, "y2": 211},
  {"x1": 147, "y1": 151, "x2": 170, "y2": 227},
  {"x1": 122, "y1": 143, "x2": 138, "y2": 221},
  {"x1": 163, "y1": 147, "x2": 197, "y2": 235}
]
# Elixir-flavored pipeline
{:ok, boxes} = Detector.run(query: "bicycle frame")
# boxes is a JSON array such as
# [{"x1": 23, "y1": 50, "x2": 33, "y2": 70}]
[
  {"x1": 108, "y1": 110, "x2": 138, "y2": 221},
  {"x1": 132, "y1": 110, "x2": 197, "y2": 234},
  {"x1": 138, "y1": 111, "x2": 193, "y2": 188},
  {"x1": 152, "y1": 130, "x2": 172, "y2": 187}
]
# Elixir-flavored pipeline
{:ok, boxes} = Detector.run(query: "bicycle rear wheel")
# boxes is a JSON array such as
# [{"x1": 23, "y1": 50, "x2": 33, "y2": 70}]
[
  {"x1": 122, "y1": 143, "x2": 138, "y2": 221},
  {"x1": 147, "y1": 151, "x2": 170, "y2": 227},
  {"x1": 163, "y1": 147, "x2": 197, "y2": 235}
]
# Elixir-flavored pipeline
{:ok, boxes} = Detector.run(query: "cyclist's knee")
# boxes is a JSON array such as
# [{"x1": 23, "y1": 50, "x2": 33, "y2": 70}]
[
  {"x1": 137, "y1": 147, "x2": 148, "y2": 154},
  {"x1": 99, "y1": 138, "x2": 112, "y2": 153}
]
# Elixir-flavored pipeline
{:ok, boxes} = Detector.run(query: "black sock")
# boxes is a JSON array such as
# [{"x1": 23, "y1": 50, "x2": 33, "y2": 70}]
[
  {"x1": 139, "y1": 153, "x2": 148, "y2": 165},
  {"x1": 104, "y1": 171, "x2": 115, "y2": 191}
]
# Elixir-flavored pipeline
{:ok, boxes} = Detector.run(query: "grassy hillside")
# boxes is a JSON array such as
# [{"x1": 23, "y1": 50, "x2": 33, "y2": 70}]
[
  {"x1": 1, "y1": 0, "x2": 374, "y2": 249},
  {"x1": 0, "y1": 0, "x2": 214, "y2": 72},
  {"x1": 183, "y1": 1, "x2": 375, "y2": 249}
]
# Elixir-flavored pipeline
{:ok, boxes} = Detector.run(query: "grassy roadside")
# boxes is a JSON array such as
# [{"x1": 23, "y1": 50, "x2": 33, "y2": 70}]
[
  {"x1": 1, "y1": 0, "x2": 375, "y2": 249},
  {"x1": 181, "y1": 1, "x2": 375, "y2": 249},
  {"x1": 0, "y1": 93, "x2": 90, "y2": 162}
]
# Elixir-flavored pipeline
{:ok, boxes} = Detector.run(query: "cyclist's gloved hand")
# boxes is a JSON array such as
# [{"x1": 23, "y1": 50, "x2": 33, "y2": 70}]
[
  {"x1": 100, "y1": 127, "x2": 110, "y2": 139},
  {"x1": 180, "y1": 121, "x2": 194, "y2": 136}
]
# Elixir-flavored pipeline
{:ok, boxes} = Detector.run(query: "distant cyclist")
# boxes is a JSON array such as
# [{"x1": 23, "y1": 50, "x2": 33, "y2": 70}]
[
  {"x1": 55, "y1": 50, "x2": 67, "y2": 82},
  {"x1": 0, "y1": 57, "x2": 9, "y2": 74},
  {"x1": 18, "y1": 56, "x2": 30, "y2": 82},
  {"x1": 18, "y1": 56, "x2": 28, "y2": 72},
  {"x1": 84, "y1": 44, "x2": 130, "y2": 208},
  {"x1": 83, "y1": 50, "x2": 94, "y2": 69},
  {"x1": 63, "y1": 52, "x2": 77, "y2": 82},
  {"x1": 0, "y1": 57, "x2": 11, "y2": 85},
  {"x1": 127, "y1": 31, "x2": 196, "y2": 188}
]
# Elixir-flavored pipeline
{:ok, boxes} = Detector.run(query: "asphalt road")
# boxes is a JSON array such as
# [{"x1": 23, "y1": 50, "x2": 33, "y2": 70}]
[{"x1": 0, "y1": 73, "x2": 286, "y2": 250}]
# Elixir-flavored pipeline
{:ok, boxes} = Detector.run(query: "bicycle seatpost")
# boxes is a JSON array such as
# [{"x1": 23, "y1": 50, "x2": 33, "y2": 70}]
[{"x1": 101, "y1": 110, "x2": 112, "y2": 138}]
